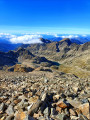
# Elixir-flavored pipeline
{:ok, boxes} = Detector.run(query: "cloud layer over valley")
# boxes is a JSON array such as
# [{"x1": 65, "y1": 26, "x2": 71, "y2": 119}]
[
  {"x1": 0, "y1": 33, "x2": 42, "y2": 44},
  {"x1": 10, "y1": 35, "x2": 42, "y2": 44},
  {"x1": 0, "y1": 33, "x2": 89, "y2": 44}
]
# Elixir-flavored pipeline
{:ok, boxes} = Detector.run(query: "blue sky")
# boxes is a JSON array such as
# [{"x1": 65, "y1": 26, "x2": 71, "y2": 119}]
[{"x1": 0, "y1": 0, "x2": 90, "y2": 34}]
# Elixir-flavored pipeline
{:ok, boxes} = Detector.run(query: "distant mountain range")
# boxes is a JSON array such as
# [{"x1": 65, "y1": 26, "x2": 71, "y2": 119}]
[{"x1": 0, "y1": 34, "x2": 90, "y2": 52}]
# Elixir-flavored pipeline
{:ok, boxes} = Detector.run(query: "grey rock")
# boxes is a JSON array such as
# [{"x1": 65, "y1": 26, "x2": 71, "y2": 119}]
[
  {"x1": 38, "y1": 116, "x2": 45, "y2": 120},
  {"x1": 70, "y1": 116, "x2": 80, "y2": 120},
  {"x1": 28, "y1": 99, "x2": 42, "y2": 116},
  {"x1": 6, "y1": 105, "x2": 14, "y2": 115},
  {"x1": 67, "y1": 99, "x2": 81, "y2": 108},
  {"x1": 6, "y1": 114, "x2": 14, "y2": 120},
  {"x1": 55, "y1": 113, "x2": 70, "y2": 120},
  {"x1": 41, "y1": 92, "x2": 47, "y2": 101},
  {"x1": 44, "y1": 78, "x2": 48, "y2": 83},
  {"x1": 43, "y1": 107, "x2": 48, "y2": 116},
  {"x1": 79, "y1": 114, "x2": 88, "y2": 120},
  {"x1": 0, "y1": 103, "x2": 7, "y2": 112},
  {"x1": 51, "y1": 108, "x2": 58, "y2": 116},
  {"x1": 55, "y1": 113, "x2": 65, "y2": 120},
  {"x1": 81, "y1": 99, "x2": 88, "y2": 103}
]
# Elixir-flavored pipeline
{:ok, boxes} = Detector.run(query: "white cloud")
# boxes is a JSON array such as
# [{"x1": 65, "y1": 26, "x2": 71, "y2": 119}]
[
  {"x1": 0, "y1": 33, "x2": 42, "y2": 44},
  {"x1": 10, "y1": 34, "x2": 42, "y2": 44},
  {"x1": 0, "y1": 33, "x2": 16, "y2": 39},
  {"x1": 74, "y1": 35, "x2": 79, "y2": 38},
  {"x1": 54, "y1": 34, "x2": 59, "y2": 37},
  {"x1": 61, "y1": 35, "x2": 79, "y2": 39},
  {"x1": 82, "y1": 35, "x2": 87, "y2": 37}
]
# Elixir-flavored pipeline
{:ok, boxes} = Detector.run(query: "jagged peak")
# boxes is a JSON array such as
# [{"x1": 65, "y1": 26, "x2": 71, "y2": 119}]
[
  {"x1": 59, "y1": 38, "x2": 72, "y2": 45},
  {"x1": 60, "y1": 38, "x2": 71, "y2": 42},
  {"x1": 40, "y1": 38, "x2": 52, "y2": 43}
]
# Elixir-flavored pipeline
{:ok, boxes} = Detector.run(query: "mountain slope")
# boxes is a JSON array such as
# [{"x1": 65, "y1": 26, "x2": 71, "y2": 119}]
[{"x1": 26, "y1": 38, "x2": 90, "y2": 78}]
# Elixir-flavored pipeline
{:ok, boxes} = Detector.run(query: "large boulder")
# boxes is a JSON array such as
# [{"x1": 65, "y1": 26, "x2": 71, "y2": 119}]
[{"x1": 14, "y1": 64, "x2": 34, "y2": 72}]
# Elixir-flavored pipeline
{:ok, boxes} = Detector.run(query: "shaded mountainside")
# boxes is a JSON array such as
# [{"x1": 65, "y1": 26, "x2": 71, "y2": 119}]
[
  {"x1": 0, "y1": 47, "x2": 59, "y2": 72},
  {"x1": 0, "y1": 43, "x2": 20, "y2": 52},
  {"x1": 0, "y1": 48, "x2": 35, "y2": 66}
]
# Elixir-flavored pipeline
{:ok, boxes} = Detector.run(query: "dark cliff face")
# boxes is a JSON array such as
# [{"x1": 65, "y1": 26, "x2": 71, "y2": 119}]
[
  {"x1": 0, "y1": 48, "x2": 35, "y2": 66},
  {"x1": 0, "y1": 51, "x2": 17, "y2": 66},
  {"x1": 0, "y1": 47, "x2": 59, "y2": 68},
  {"x1": 79, "y1": 42, "x2": 90, "y2": 51}
]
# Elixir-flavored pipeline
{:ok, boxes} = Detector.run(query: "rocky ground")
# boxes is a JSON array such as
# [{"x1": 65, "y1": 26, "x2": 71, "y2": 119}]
[{"x1": 0, "y1": 70, "x2": 90, "y2": 120}]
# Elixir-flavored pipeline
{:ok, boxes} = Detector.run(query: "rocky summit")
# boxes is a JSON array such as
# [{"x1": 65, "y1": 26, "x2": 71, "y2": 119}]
[{"x1": 0, "y1": 38, "x2": 90, "y2": 120}]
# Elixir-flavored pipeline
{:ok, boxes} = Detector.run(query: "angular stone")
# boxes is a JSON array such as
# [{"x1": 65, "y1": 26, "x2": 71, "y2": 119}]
[
  {"x1": 70, "y1": 116, "x2": 80, "y2": 120},
  {"x1": 67, "y1": 99, "x2": 81, "y2": 108},
  {"x1": 78, "y1": 103, "x2": 89, "y2": 119},
  {"x1": 28, "y1": 99, "x2": 42, "y2": 116},
  {"x1": 13, "y1": 99, "x2": 22, "y2": 105},
  {"x1": 0, "y1": 103, "x2": 7, "y2": 113},
  {"x1": 79, "y1": 114, "x2": 88, "y2": 120},
  {"x1": 43, "y1": 107, "x2": 48, "y2": 116},
  {"x1": 69, "y1": 109, "x2": 76, "y2": 116},
  {"x1": 6, "y1": 105, "x2": 14, "y2": 115},
  {"x1": 72, "y1": 86, "x2": 79, "y2": 92},
  {"x1": 29, "y1": 96, "x2": 39, "y2": 104},
  {"x1": 6, "y1": 114, "x2": 14, "y2": 120},
  {"x1": 33, "y1": 113, "x2": 40, "y2": 119},
  {"x1": 55, "y1": 113, "x2": 69, "y2": 120},
  {"x1": 56, "y1": 100, "x2": 68, "y2": 109},
  {"x1": 38, "y1": 116, "x2": 46, "y2": 120},
  {"x1": 53, "y1": 94, "x2": 60, "y2": 101},
  {"x1": 27, "y1": 104, "x2": 33, "y2": 111},
  {"x1": 17, "y1": 99, "x2": 28, "y2": 109},
  {"x1": 14, "y1": 111, "x2": 26, "y2": 120},
  {"x1": 44, "y1": 78, "x2": 48, "y2": 83},
  {"x1": 41, "y1": 93, "x2": 47, "y2": 101},
  {"x1": 51, "y1": 108, "x2": 58, "y2": 116},
  {"x1": 56, "y1": 106, "x2": 62, "y2": 113},
  {"x1": 14, "y1": 111, "x2": 35, "y2": 120},
  {"x1": 0, "y1": 116, "x2": 6, "y2": 120}
]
